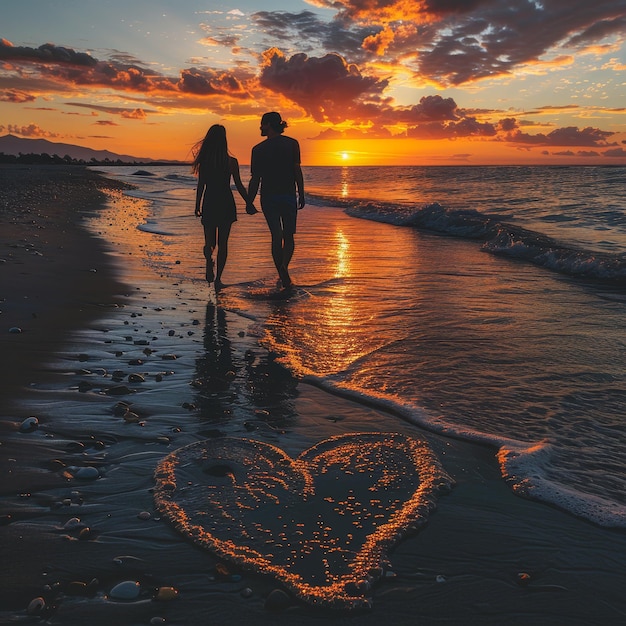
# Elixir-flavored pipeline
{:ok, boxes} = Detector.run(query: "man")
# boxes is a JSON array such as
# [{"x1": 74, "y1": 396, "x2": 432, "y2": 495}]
[{"x1": 247, "y1": 111, "x2": 305, "y2": 290}]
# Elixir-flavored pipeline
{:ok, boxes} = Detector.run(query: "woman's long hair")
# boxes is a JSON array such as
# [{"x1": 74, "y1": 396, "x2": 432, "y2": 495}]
[{"x1": 191, "y1": 124, "x2": 230, "y2": 175}]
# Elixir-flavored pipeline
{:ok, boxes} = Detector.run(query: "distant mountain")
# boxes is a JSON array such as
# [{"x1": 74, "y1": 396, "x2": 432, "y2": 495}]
[{"x1": 0, "y1": 134, "x2": 169, "y2": 163}]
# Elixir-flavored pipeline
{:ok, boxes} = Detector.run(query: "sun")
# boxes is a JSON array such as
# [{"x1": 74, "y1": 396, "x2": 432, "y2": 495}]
[{"x1": 340, "y1": 152, "x2": 350, "y2": 161}]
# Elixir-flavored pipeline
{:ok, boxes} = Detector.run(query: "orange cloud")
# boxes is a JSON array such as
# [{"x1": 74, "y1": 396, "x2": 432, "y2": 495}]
[
  {"x1": 0, "y1": 122, "x2": 60, "y2": 138},
  {"x1": 0, "y1": 88, "x2": 34, "y2": 103}
]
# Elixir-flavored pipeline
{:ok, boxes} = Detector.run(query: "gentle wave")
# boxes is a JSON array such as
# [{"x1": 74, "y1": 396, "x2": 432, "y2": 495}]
[
  {"x1": 302, "y1": 376, "x2": 626, "y2": 528},
  {"x1": 341, "y1": 200, "x2": 626, "y2": 283}
]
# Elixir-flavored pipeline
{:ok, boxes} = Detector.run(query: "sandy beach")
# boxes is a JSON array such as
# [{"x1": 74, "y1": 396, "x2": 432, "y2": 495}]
[{"x1": 1, "y1": 165, "x2": 626, "y2": 625}]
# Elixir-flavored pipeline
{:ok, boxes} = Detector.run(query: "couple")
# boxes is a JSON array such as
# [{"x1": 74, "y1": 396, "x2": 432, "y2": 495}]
[{"x1": 192, "y1": 112, "x2": 305, "y2": 291}]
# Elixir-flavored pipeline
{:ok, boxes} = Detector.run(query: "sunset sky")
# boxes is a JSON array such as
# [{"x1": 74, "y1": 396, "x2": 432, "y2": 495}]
[{"x1": 2, "y1": 0, "x2": 625, "y2": 166}]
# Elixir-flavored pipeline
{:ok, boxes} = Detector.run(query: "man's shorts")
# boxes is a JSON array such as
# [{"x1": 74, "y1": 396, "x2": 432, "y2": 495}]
[{"x1": 261, "y1": 193, "x2": 297, "y2": 234}]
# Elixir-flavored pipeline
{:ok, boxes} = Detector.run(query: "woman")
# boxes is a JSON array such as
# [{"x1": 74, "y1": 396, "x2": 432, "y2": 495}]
[{"x1": 192, "y1": 124, "x2": 250, "y2": 289}]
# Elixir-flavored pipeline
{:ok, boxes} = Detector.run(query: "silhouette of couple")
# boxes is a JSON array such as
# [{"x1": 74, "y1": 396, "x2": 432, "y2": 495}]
[{"x1": 192, "y1": 112, "x2": 305, "y2": 292}]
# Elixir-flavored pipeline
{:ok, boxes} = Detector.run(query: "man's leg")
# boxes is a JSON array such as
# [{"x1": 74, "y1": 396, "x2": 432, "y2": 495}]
[{"x1": 279, "y1": 229, "x2": 295, "y2": 288}]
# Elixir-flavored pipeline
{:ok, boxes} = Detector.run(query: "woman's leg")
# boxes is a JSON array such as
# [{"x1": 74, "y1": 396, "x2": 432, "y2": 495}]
[
  {"x1": 215, "y1": 222, "x2": 232, "y2": 288},
  {"x1": 203, "y1": 224, "x2": 217, "y2": 282}
]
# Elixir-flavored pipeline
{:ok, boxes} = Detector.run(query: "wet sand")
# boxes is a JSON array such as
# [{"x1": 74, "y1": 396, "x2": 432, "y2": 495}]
[{"x1": 1, "y1": 165, "x2": 626, "y2": 625}]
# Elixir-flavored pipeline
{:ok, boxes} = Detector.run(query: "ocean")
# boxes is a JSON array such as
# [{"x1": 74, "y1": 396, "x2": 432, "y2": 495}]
[{"x1": 93, "y1": 163, "x2": 626, "y2": 530}]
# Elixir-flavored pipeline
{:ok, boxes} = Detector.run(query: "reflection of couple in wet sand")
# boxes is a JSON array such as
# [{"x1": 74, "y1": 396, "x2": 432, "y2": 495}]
[{"x1": 192, "y1": 111, "x2": 305, "y2": 292}]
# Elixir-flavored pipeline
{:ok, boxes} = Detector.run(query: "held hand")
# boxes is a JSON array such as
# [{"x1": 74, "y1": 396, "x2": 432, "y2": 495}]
[
  {"x1": 246, "y1": 203, "x2": 258, "y2": 215},
  {"x1": 195, "y1": 208, "x2": 201, "y2": 217},
  {"x1": 297, "y1": 194, "x2": 306, "y2": 210}
]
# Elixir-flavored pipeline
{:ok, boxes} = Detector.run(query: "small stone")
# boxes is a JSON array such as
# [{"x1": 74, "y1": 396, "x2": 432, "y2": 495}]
[
  {"x1": 128, "y1": 373, "x2": 145, "y2": 383},
  {"x1": 113, "y1": 401, "x2": 132, "y2": 416},
  {"x1": 137, "y1": 511, "x2": 151, "y2": 520},
  {"x1": 19, "y1": 416, "x2": 39, "y2": 433},
  {"x1": 155, "y1": 586, "x2": 178, "y2": 601},
  {"x1": 435, "y1": 574, "x2": 446, "y2": 583},
  {"x1": 110, "y1": 580, "x2": 141, "y2": 600},
  {"x1": 26, "y1": 596, "x2": 46, "y2": 615},
  {"x1": 161, "y1": 354, "x2": 177, "y2": 360},
  {"x1": 86, "y1": 578, "x2": 99, "y2": 595},
  {"x1": 71, "y1": 466, "x2": 100, "y2": 480},
  {"x1": 106, "y1": 385, "x2": 133, "y2": 396},
  {"x1": 241, "y1": 587, "x2": 253, "y2": 599},
  {"x1": 63, "y1": 517, "x2": 85, "y2": 530},
  {"x1": 265, "y1": 589, "x2": 291, "y2": 611},
  {"x1": 78, "y1": 527, "x2": 93, "y2": 540},
  {"x1": 149, "y1": 618, "x2": 167, "y2": 626},
  {"x1": 66, "y1": 581, "x2": 88, "y2": 596},
  {"x1": 8, "y1": 326, "x2": 23, "y2": 334},
  {"x1": 113, "y1": 555, "x2": 145, "y2": 567},
  {"x1": 517, "y1": 572, "x2": 532, "y2": 586},
  {"x1": 123, "y1": 410, "x2": 141, "y2": 423}
]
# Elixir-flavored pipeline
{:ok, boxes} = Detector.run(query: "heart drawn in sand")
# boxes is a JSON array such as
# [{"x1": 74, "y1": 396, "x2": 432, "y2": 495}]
[{"x1": 154, "y1": 432, "x2": 453, "y2": 610}]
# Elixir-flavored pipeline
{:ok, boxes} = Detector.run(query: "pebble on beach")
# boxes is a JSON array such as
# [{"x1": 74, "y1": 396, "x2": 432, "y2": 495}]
[
  {"x1": 109, "y1": 580, "x2": 141, "y2": 600},
  {"x1": 155, "y1": 586, "x2": 178, "y2": 601},
  {"x1": 265, "y1": 589, "x2": 291, "y2": 611},
  {"x1": 69, "y1": 466, "x2": 100, "y2": 480},
  {"x1": 19, "y1": 416, "x2": 39, "y2": 432},
  {"x1": 26, "y1": 597, "x2": 46, "y2": 615}
]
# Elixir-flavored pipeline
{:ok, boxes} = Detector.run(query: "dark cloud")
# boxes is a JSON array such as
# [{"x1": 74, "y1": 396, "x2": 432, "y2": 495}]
[
  {"x1": 566, "y1": 15, "x2": 626, "y2": 46},
  {"x1": 66, "y1": 102, "x2": 156, "y2": 118},
  {"x1": 0, "y1": 89, "x2": 35, "y2": 103},
  {"x1": 0, "y1": 40, "x2": 252, "y2": 101},
  {"x1": 311, "y1": 126, "x2": 393, "y2": 139},
  {"x1": 298, "y1": 1, "x2": 626, "y2": 86},
  {"x1": 507, "y1": 126, "x2": 616, "y2": 146},
  {"x1": 259, "y1": 48, "x2": 388, "y2": 122},
  {"x1": 178, "y1": 68, "x2": 249, "y2": 97},
  {"x1": 405, "y1": 116, "x2": 497, "y2": 139},
  {"x1": 199, "y1": 34, "x2": 241, "y2": 48},
  {"x1": 251, "y1": 10, "x2": 373, "y2": 59},
  {"x1": 0, "y1": 39, "x2": 97, "y2": 66},
  {"x1": 603, "y1": 147, "x2": 626, "y2": 157}
]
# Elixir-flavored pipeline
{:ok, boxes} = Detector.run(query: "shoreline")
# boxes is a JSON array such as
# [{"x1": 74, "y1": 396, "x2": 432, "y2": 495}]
[
  {"x1": 0, "y1": 164, "x2": 132, "y2": 413},
  {"x1": 1, "y1": 165, "x2": 626, "y2": 624}
]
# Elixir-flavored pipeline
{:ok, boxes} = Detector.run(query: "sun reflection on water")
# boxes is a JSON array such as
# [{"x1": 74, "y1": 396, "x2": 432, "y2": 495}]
[
  {"x1": 334, "y1": 229, "x2": 350, "y2": 279},
  {"x1": 340, "y1": 166, "x2": 350, "y2": 198}
]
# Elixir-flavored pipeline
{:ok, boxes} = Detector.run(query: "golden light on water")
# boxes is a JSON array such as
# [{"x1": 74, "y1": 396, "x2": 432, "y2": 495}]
[
  {"x1": 154, "y1": 434, "x2": 453, "y2": 610},
  {"x1": 340, "y1": 165, "x2": 350, "y2": 198},
  {"x1": 334, "y1": 229, "x2": 351, "y2": 279}
]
